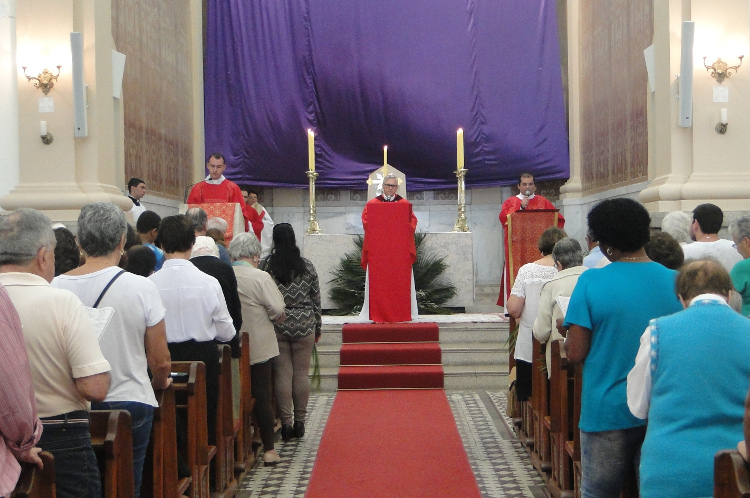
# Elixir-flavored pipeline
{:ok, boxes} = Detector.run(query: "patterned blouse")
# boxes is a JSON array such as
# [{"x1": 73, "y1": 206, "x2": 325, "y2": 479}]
[{"x1": 259, "y1": 257, "x2": 322, "y2": 339}]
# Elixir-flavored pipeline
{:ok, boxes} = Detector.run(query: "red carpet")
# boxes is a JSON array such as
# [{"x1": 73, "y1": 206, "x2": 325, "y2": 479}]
[
  {"x1": 305, "y1": 390, "x2": 481, "y2": 497},
  {"x1": 338, "y1": 323, "x2": 443, "y2": 390}
]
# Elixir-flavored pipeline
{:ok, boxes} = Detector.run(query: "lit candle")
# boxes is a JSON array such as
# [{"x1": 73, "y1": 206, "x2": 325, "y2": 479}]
[
  {"x1": 40, "y1": 121, "x2": 47, "y2": 136},
  {"x1": 457, "y1": 128, "x2": 465, "y2": 170},
  {"x1": 720, "y1": 108, "x2": 728, "y2": 124},
  {"x1": 383, "y1": 145, "x2": 388, "y2": 167},
  {"x1": 307, "y1": 129, "x2": 315, "y2": 172}
]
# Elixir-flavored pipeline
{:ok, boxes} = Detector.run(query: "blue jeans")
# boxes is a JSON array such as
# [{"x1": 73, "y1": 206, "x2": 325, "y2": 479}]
[
  {"x1": 38, "y1": 415, "x2": 100, "y2": 498},
  {"x1": 580, "y1": 426, "x2": 646, "y2": 498},
  {"x1": 92, "y1": 401, "x2": 154, "y2": 498}
]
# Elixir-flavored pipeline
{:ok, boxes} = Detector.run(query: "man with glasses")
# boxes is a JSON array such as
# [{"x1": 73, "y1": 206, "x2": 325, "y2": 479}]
[{"x1": 360, "y1": 174, "x2": 418, "y2": 321}]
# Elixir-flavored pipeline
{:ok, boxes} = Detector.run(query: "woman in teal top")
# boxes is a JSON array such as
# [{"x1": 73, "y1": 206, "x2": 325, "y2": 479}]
[
  {"x1": 729, "y1": 215, "x2": 750, "y2": 317},
  {"x1": 564, "y1": 198, "x2": 682, "y2": 498}
]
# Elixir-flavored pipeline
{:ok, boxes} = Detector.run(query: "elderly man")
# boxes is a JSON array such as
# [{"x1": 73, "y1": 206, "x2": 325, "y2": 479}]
[
  {"x1": 186, "y1": 207, "x2": 231, "y2": 264},
  {"x1": 682, "y1": 203, "x2": 741, "y2": 272},
  {"x1": 627, "y1": 260, "x2": 750, "y2": 497},
  {"x1": 498, "y1": 172, "x2": 565, "y2": 305},
  {"x1": 532, "y1": 237, "x2": 586, "y2": 377},
  {"x1": 0, "y1": 208, "x2": 111, "y2": 498},
  {"x1": 186, "y1": 153, "x2": 263, "y2": 240},
  {"x1": 127, "y1": 177, "x2": 148, "y2": 221},
  {"x1": 360, "y1": 173, "x2": 418, "y2": 322}
]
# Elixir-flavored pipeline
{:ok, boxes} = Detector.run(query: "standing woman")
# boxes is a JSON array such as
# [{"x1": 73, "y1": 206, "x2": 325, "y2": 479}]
[
  {"x1": 52, "y1": 202, "x2": 171, "y2": 498},
  {"x1": 563, "y1": 198, "x2": 682, "y2": 497},
  {"x1": 259, "y1": 223, "x2": 321, "y2": 441},
  {"x1": 228, "y1": 233, "x2": 286, "y2": 466}
]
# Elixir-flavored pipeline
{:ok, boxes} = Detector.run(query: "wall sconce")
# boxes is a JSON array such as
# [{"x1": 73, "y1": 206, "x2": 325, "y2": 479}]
[
  {"x1": 40, "y1": 121, "x2": 53, "y2": 145},
  {"x1": 21, "y1": 65, "x2": 61, "y2": 95},
  {"x1": 715, "y1": 108, "x2": 728, "y2": 135},
  {"x1": 703, "y1": 56, "x2": 743, "y2": 84}
]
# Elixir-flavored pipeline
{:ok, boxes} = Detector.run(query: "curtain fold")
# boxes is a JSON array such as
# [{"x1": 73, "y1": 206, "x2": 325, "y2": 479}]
[{"x1": 205, "y1": 0, "x2": 569, "y2": 190}]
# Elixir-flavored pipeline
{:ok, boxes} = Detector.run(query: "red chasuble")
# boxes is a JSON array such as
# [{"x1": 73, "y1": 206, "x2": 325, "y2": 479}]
[
  {"x1": 497, "y1": 194, "x2": 565, "y2": 305},
  {"x1": 187, "y1": 179, "x2": 264, "y2": 240},
  {"x1": 361, "y1": 197, "x2": 417, "y2": 322}
]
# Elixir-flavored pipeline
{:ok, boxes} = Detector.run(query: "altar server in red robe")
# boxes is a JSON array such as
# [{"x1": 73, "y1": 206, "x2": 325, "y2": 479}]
[
  {"x1": 498, "y1": 172, "x2": 565, "y2": 306},
  {"x1": 360, "y1": 174, "x2": 418, "y2": 322},
  {"x1": 187, "y1": 153, "x2": 263, "y2": 239}
]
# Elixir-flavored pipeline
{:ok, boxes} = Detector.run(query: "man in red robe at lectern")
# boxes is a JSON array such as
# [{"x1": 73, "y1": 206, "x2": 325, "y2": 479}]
[
  {"x1": 498, "y1": 172, "x2": 565, "y2": 305},
  {"x1": 360, "y1": 174, "x2": 418, "y2": 322},
  {"x1": 186, "y1": 153, "x2": 264, "y2": 240}
]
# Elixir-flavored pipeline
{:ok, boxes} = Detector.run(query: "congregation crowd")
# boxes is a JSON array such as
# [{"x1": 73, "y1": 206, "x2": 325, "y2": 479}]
[
  {"x1": 508, "y1": 197, "x2": 750, "y2": 497},
  {"x1": 0, "y1": 193, "x2": 321, "y2": 497}
]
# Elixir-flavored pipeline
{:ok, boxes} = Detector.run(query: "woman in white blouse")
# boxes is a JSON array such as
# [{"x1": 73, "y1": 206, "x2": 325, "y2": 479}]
[{"x1": 506, "y1": 227, "x2": 566, "y2": 401}]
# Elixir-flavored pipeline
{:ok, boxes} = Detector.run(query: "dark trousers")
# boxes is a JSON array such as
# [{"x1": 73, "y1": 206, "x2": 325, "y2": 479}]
[
  {"x1": 38, "y1": 411, "x2": 101, "y2": 498},
  {"x1": 251, "y1": 359, "x2": 275, "y2": 451},
  {"x1": 515, "y1": 359, "x2": 533, "y2": 402},
  {"x1": 168, "y1": 340, "x2": 220, "y2": 445}
]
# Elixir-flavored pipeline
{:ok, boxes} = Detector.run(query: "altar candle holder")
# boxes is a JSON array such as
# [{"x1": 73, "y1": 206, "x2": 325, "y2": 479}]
[
  {"x1": 306, "y1": 170, "x2": 322, "y2": 234},
  {"x1": 452, "y1": 168, "x2": 469, "y2": 232}
]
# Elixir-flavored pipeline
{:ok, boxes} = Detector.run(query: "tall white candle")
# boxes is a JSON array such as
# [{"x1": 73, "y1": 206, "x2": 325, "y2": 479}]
[
  {"x1": 40, "y1": 121, "x2": 47, "y2": 136},
  {"x1": 383, "y1": 145, "x2": 388, "y2": 167},
  {"x1": 720, "y1": 108, "x2": 728, "y2": 124},
  {"x1": 307, "y1": 129, "x2": 315, "y2": 172},
  {"x1": 457, "y1": 128, "x2": 465, "y2": 170}
]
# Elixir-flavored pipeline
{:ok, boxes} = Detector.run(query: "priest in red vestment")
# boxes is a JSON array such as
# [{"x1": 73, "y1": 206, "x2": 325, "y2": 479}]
[
  {"x1": 498, "y1": 172, "x2": 565, "y2": 305},
  {"x1": 187, "y1": 153, "x2": 263, "y2": 239},
  {"x1": 360, "y1": 174, "x2": 418, "y2": 322}
]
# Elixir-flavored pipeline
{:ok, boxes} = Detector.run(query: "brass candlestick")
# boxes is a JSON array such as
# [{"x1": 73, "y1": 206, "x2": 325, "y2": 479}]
[
  {"x1": 306, "y1": 170, "x2": 322, "y2": 234},
  {"x1": 452, "y1": 168, "x2": 469, "y2": 232}
]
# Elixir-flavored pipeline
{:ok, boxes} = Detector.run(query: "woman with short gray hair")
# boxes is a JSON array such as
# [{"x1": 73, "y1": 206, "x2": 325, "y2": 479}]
[
  {"x1": 228, "y1": 232, "x2": 286, "y2": 466},
  {"x1": 52, "y1": 202, "x2": 171, "y2": 497},
  {"x1": 729, "y1": 215, "x2": 750, "y2": 316},
  {"x1": 533, "y1": 237, "x2": 587, "y2": 378},
  {"x1": 662, "y1": 211, "x2": 692, "y2": 245}
]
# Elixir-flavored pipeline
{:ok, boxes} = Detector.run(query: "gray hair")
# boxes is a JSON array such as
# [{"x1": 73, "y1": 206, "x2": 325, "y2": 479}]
[
  {"x1": 662, "y1": 211, "x2": 692, "y2": 244},
  {"x1": 228, "y1": 232, "x2": 262, "y2": 260},
  {"x1": 552, "y1": 237, "x2": 584, "y2": 269},
  {"x1": 185, "y1": 207, "x2": 207, "y2": 232},
  {"x1": 77, "y1": 202, "x2": 128, "y2": 257},
  {"x1": 207, "y1": 217, "x2": 228, "y2": 232},
  {"x1": 0, "y1": 208, "x2": 56, "y2": 266},
  {"x1": 729, "y1": 215, "x2": 750, "y2": 242}
]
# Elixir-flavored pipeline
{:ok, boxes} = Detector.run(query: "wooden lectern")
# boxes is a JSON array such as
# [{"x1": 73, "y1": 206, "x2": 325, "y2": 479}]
[
  {"x1": 361, "y1": 201, "x2": 417, "y2": 322},
  {"x1": 507, "y1": 209, "x2": 560, "y2": 289},
  {"x1": 186, "y1": 202, "x2": 245, "y2": 243}
]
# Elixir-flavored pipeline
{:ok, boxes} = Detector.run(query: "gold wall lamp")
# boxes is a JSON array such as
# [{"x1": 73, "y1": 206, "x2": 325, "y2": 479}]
[
  {"x1": 703, "y1": 56, "x2": 743, "y2": 84},
  {"x1": 21, "y1": 65, "x2": 61, "y2": 95}
]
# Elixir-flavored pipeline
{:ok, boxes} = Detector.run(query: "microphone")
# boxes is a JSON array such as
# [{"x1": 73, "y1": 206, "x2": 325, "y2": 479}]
[{"x1": 524, "y1": 189, "x2": 531, "y2": 197}]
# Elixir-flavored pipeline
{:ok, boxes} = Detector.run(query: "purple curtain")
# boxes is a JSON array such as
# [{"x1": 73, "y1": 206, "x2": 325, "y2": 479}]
[{"x1": 205, "y1": 0, "x2": 569, "y2": 190}]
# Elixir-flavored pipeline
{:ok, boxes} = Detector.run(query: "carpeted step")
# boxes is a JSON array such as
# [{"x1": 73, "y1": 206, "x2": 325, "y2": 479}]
[
  {"x1": 340, "y1": 342, "x2": 441, "y2": 366},
  {"x1": 342, "y1": 322, "x2": 439, "y2": 343},
  {"x1": 338, "y1": 365, "x2": 444, "y2": 390}
]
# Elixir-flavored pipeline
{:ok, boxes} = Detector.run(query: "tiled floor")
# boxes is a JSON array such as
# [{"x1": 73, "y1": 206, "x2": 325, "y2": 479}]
[{"x1": 237, "y1": 391, "x2": 545, "y2": 497}]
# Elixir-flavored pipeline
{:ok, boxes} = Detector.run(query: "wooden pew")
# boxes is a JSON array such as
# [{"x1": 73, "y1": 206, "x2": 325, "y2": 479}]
[
  {"x1": 90, "y1": 409, "x2": 134, "y2": 498},
  {"x1": 172, "y1": 361, "x2": 216, "y2": 498},
  {"x1": 715, "y1": 449, "x2": 750, "y2": 497},
  {"x1": 11, "y1": 451, "x2": 56, "y2": 498},
  {"x1": 212, "y1": 345, "x2": 238, "y2": 497},
  {"x1": 234, "y1": 332, "x2": 256, "y2": 480},
  {"x1": 142, "y1": 384, "x2": 191, "y2": 498},
  {"x1": 531, "y1": 336, "x2": 552, "y2": 477},
  {"x1": 547, "y1": 339, "x2": 575, "y2": 498}
]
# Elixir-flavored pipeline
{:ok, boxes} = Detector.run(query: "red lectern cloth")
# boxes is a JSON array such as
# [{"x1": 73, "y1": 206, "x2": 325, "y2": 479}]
[
  {"x1": 361, "y1": 200, "x2": 417, "y2": 323},
  {"x1": 188, "y1": 202, "x2": 242, "y2": 243}
]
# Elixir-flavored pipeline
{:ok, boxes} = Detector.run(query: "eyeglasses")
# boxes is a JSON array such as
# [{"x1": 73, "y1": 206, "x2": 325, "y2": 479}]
[{"x1": 383, "y1": 183, "x2": 398, "y2": 188}]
